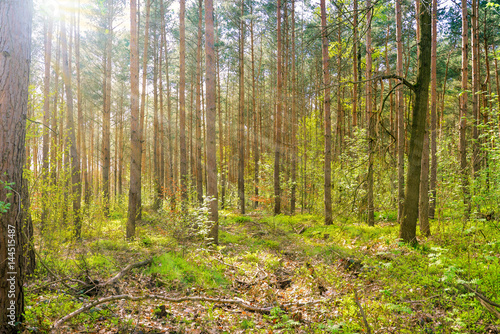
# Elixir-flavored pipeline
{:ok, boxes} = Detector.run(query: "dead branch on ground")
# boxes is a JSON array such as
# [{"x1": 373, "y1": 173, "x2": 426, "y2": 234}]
[
  {"x1": 354, "y1": 290, "x2": 372, "y2": 334},
  {"x1": 52, "y1": 294, "x2": 329, "y2": 331}
]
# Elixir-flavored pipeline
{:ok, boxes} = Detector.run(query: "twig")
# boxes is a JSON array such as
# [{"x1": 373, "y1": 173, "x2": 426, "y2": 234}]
[
  {"x1": 215, "y1": 257, "x2": 245, "y2": 272},
  {"x1": 401, "y1": 294, "x2": 440, "y2": 303},
  {"x1": 354, "y1": 290, "x2": 372, "y2": 334},
  {"x1": 281, "y1": 298, "x2": 329, "y2": 309},
  {"x1": 26, "y1": 117, "x2": 57, "y2": 134}
]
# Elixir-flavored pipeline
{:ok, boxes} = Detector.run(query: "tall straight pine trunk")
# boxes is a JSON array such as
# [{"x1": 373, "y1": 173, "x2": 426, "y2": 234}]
[{"x1": 320, "y1": 0, "x2": 332, "y2": 225}]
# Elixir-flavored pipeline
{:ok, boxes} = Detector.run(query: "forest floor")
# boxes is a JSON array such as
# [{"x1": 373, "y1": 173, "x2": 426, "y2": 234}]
[{"x1": 25, "y1": 209, "x2": 500, "y2": 333}]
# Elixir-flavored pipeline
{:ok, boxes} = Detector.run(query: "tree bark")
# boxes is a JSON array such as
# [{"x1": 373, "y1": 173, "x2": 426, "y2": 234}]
[
  {"x1": 102, "y1": 0, "x2": 113, "y2": 216},
  {"x1": 419, "y1": 129, "x2": 430, "y2": 236},
  {"x1": 205, "y1": 0, "x2": 219, "y2": 243},
  {"x1": 275, "y1": 0, "x2": 283, "y2": 215},
  {"x1": 352, "y1": 0, "x2": 358, "y2": 128},
  {"x1": 0, "y1": 0, "x2": 32, "y2": 330},
  {"x1": 396, "y1": 0, "x2": 405, "y2": 224},
  {"x1": 196, "y1": 0, "x2": 204, "y2": 205},
  {"x1": 41, "y1": 16, "x2": 53, "y2": 232},
  {"x1": 290, "y1": 0, "x2": 297, "y2": 214},
  {"x1": 179, "y1": 0, "x2": 188, "y2": 208},
  {"x1": 459, "y1": 0, "x2": 470, "y2": 218},
  {"x1": 399, "y1": 0, "x2": 432, "y2": 244},
  {"x1": 127, "y1": 0, "x2": 140, "y2": 239},
  {"x1": 471, "y1": 0, "x2": 480, "y2": 179},
  {"x1": 61, "y1": 17, "x2": 82, "y2": 239},
  {"x1": 366, "y1": 0, "x2": 374, "y2": 226},
  {"x1": 238, "y1": 0, "x2": 246, "y2": 214},
  {"x1": 320, "y1": 0, "x2": 332, "y2": 225},
  {"x1": 429, "y1": 0, "x2": 438, "y2": 220}
]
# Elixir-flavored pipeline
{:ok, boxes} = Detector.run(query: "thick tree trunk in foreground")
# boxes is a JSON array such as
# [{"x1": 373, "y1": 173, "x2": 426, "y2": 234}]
[
  {"x1": 0, "y1": 0, "x2": 32, "y2": 330},
  {"x1": 205, "y1": 0, "x2": 218, "y2": 243},
  {"x1": 320, "y1": 0, "x2": 332, "y2": 225},
  {"x1": 399, "y1": 0, "x2": 431, "y2": 244}
]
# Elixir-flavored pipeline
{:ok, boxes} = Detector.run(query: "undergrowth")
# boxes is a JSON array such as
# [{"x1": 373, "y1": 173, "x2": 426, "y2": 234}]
[{"x1": 24, "y1": 208, "x2": 500, "y2": 333}]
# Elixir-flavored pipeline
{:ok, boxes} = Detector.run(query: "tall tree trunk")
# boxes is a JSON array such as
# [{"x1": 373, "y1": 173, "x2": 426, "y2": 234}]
[
  {"x1": 290, "y1": 0, "x2": 297, "y2": 214},
  {"x1": 275, "y1": 0, "x2": 283, "y2": 215},
  {"x1": 320, "y1": 0, "x2": 332, "y2": 225},
  {"x1": 250, "y1": 7, "x2": 259, "y2": 209},
  {"x1": 52, "y1": 33, "x2": 61, "y2": 183},
  {"x1": 164, "y1": 39, "x2": 175, "y2": 210},
  {"x1": 205, "y1": 0, "x2": 218, "y2": 243},
  {"x1": 396, "y1": 0, "x2": 405, "y2": 224},
  {"x1": 118, "y1": 84, "x2": 124, "y2": 198},
  {"x1": 399, "y1": 0, "x2": 432, "y2": 244},
  {"x1": 196, "y1": 0, "x2": 204, "y2": 205},
  {"x1": 159, "y1": 4, "x2": 166, "y2": 205},
  {"x1": 352, "y1": 0, "x2": 358, "y2": 128},
  {"x1": 127, "y1": 0, "x2": 140, "y2": 239},
  {"x1": 471, "y1": 0, "x2": 480, "y2": 179},
  {"x1": 238, "y1": 0, "x2": 246, "y2": 214},
  {"x1": 336, "y1": 6, "x2": 343, "y2": 156},
  {"x1": 102, "y1": 0, "x2": 113, "y2": 216},
  {"x1": 459, "y1": 0, "x2": 470, "y2": 218},
  {"x1": 366, "y1": 0, "x2": 375, "y2": 226},
  {"x1": 429, "y1": 0, "x2": 438, "y2": 220},
  {"x1": 153, "y1": 35, "x2": 161, "y2": 210},
  {"x1": 41, "y1": 16, "x2": 53, "y2": 231},
  {"x1": 76, "y1": 5, "x2": 89, "y2": 206},
  {"x1": 138, "y1": 0, "x2": 151, "y2": 218},
  {"x1": 61, "y1": 17, "x2": 82, "y2": 238},
  {"x1": 495, "y1": 47, "x2": 500, "y2": 136},
  {"x1": 179, "y1": 0, "x2": 188, "y2": 208},
  {"x1": 0, "y1": 0, "x2": 32, "y2": 329}
]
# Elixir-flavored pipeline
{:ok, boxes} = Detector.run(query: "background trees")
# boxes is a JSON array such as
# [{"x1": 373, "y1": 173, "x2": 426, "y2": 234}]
[{"x1": 19, "y1": 0, "x2": 500, "y2": 247}]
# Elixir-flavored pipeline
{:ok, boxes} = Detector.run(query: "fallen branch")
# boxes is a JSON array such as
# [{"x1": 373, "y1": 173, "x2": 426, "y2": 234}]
[
  {"x1": 52, "y1": 294, "x2": 275, "y2": 331},
  {"x1": 101, "y1": 258, "x2": 152, "y2": 287},
  {"x1": 81, "y1": 258, "x2": 152, "y2": 295},
  {"x1": 354, "y1": 290, "x2": 372, "y2": 334},
  {"x1": 461, "y1": 283, "x2": 500, "y2": 319},
  {"x1": 52, "y1": 292, "x2": 332, "y2": 332}
]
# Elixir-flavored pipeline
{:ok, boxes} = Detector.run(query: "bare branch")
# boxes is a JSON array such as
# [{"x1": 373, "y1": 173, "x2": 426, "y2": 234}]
[{"x1": 52, "y1": 293, "x2": 330, "y2": 331}]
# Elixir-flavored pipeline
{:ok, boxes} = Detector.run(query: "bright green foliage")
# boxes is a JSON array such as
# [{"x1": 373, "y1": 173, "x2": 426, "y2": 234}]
[
  {"x1": 148, "y1": 253, "x2": 228, "y2": 290},
  {"x1": 0, "y1": 179, "x2": 14, "y2": 214}
]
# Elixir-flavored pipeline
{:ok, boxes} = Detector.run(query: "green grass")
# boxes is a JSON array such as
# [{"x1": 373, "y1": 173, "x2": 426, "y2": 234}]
[{"x1": 148, "y1": 252, "x2": 228, "y2": 290}]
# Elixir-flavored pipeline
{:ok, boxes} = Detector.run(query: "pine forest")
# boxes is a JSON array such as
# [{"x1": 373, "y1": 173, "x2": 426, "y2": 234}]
[{"x1": 1, "y1": 0, "x2": 500, "y2": 332}]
